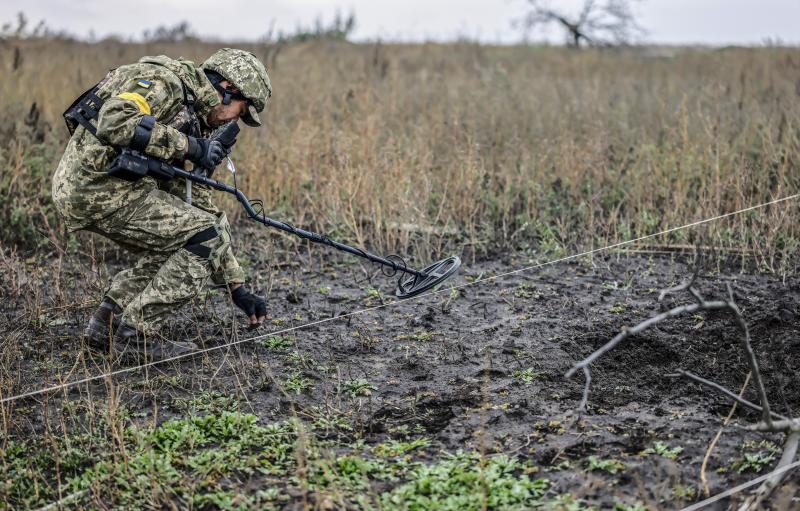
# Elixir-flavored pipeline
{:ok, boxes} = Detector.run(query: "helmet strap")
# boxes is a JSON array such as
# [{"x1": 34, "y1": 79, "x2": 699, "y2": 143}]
[
  {"x1": 204, "y1": 70, "x2": 245, "y2": 106},
  {"x1": 220, "y1": 87, "x2": 233, "y2": 105}
]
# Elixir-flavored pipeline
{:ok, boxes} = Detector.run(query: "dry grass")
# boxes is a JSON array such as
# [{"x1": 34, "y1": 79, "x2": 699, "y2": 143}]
[{"x1": 0, "y1": 38, "x2": 798, "y2": 272}]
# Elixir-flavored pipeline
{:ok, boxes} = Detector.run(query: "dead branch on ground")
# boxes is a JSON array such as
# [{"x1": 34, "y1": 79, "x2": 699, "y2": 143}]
[{"x1": 565, "y1": 273, "x2": 799, "y2": 507}]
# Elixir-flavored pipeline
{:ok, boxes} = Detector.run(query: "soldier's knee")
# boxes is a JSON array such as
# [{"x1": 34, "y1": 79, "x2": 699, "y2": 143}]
[
  {"x1": 216, "y1": 212, "x2": 233, "y2": 238},
  {"x1": 183, "y1": 222, "x2": 231, "y2": 270}
]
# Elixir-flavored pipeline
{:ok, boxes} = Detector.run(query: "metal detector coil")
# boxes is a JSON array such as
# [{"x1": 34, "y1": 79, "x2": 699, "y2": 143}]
[{"x1": 396, "y1": 256, "x2": 461, "y2": 298}]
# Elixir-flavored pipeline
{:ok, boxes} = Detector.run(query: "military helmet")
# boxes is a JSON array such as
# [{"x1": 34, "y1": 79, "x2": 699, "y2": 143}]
[{"x1": 202, "y1": 48, "x2": 271, "y2": 127}]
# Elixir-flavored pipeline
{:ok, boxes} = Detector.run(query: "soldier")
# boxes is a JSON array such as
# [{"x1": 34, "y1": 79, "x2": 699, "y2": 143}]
[{"x1": 52, "y1": 48, "x2": 270, "y2": 362}]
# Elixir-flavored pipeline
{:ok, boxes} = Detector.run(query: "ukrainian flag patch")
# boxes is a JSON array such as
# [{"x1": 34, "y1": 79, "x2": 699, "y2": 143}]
[{"x1": 136, "y1": 79, "x2": 152, "y2": 89}]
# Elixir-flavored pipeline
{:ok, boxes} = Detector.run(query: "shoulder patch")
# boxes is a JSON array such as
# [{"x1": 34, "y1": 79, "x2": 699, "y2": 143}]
[{"x1": 136, "y1": 79, "x2": 152, "y2": 89}]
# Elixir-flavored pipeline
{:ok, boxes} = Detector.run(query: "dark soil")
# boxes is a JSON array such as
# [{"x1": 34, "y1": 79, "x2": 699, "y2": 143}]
[{"x1": 3, "y1": 239, "x2": 800, "y2": 509}]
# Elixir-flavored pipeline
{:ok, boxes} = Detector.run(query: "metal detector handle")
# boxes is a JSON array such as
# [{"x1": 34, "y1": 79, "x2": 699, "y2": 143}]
[{"x1": 211, "y1": 121, "x2": 240, "y2": 152}]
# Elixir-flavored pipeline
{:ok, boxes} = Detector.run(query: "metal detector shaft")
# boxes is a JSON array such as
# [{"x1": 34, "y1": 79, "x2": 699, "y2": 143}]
[{"x1": 169, "y1": 166, "x2": 428, "y2": 279}]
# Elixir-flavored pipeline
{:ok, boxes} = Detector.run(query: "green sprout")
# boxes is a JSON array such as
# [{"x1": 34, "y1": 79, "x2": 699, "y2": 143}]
[
  {"x1": 344, "y1": 378, "x2": 377, "y2": 397},
  {"x1": 641, "y1": 441, "x2": 682, "y2": 460}
]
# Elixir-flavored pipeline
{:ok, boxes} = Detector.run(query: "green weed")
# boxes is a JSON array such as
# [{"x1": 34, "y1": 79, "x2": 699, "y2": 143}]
[
  {"x1": 373, "y1": 437, "x2": 430, "y2": 457},
  {"x1": 287, "y1": 350, "x2": 315, "y2": 368},
  {"x1": 394, "y1": 331, "x2": 438, "y2": 342},
  {"x1": 382, "y1": 452, "x2": 549, "y2": 511},
  {"x1": 364, "y1": 287, "x2": 382, "y2": 300},
  {"x1": 261, "y1": 335, "x2": 295, "y2": 350},
  {"x1": 641, "y1": 441, "x2": 683, "y2": 460},
  {"x1": 609, "y1": 303, "x2": 626, "y2": 314},
  {"x1": 613, "y1": 501, "x2": 649, "y2": 511},
  {"x1": 513, "y1": 367, "x2": 544, "y2": 385},
  {"x1": 730, "y1": 440, "x2": 781, "y2": 473},
  {"x1": 172, "y1": 390, "x2": 242, "y2": 414},
  {"x1": 585, "y1": 456, "x2": 626, "y2": 474},
  {"x1": 672, "y1": 484, "x2": 696, "y2": 500},
  {"x1": 344, "y1": 378, "x2": 377, "y2": 397},
  {"x1": 7, "y1": 412, "x2": 298, "y2": 509},
  {"x1": 283, "y1": 371, "x2": 314, "y2": 394}
]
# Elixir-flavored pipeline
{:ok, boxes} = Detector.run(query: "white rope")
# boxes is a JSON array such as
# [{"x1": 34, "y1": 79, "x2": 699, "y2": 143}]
[
  {"x1": 2, "y1": 192, "x2": 798, "y2": 406},
  {"x1": 679, "y1": 459, "x2": 800, "y2": 511}
]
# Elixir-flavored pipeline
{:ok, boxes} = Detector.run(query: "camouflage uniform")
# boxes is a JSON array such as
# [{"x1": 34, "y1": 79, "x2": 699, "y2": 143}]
[{"x1": 52, "y1": 55, "x2": 248, "y2": 334}]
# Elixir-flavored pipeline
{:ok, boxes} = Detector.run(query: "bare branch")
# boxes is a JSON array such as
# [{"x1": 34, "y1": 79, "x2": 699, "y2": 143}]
[
  {"x1": 565, "y1": 298, "x2": 728, "y2": 379},
  {"x1": 578, "y1": 0, "x2": 597, "y2": 25},
  {"x1": 658, "y1": 271, "x2": 700, "y2": 303},
  {"x1": 667, "y1": 370, "x2": 788, "y2": 421},
  {"x1": 578, "y1": 366, "x2": 591, "y2": 411},
  {"x1": 563, "y1": 269, "x2": 794, "y2": 501},
  {"x1": 749, "y1": 419, "x2": 800, "y2": 433},
  {"x1": 567, "y1": 277, "x2": 777, "y2": 428},
  {"x1": 725, "y1": 283, "x2": 773, "y2": 427},
  {"x1": 688, "y1": 286, "x2": 706, "y2": 305},
  {"x1": 701, "y1": 373, "x2": 752, "y2": 498}
]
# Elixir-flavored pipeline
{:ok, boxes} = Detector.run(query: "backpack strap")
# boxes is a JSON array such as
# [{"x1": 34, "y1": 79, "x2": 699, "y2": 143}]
[
  {"x1": 63, "y1": 66, "x2": 196, "y2": 139},
  {"x1": 63, "y1": 85, "x2": 104, "y2": 136}
]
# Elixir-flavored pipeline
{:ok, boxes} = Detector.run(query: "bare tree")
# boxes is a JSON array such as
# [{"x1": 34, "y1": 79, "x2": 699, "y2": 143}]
[{"x1": 519, "y1": 0, "x2": 645, "y2": 48}]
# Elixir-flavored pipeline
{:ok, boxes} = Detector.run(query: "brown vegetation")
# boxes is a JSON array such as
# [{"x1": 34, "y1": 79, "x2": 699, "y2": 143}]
[{"x1": 1, "y1": 39, "x2": 799, "y2": 271}]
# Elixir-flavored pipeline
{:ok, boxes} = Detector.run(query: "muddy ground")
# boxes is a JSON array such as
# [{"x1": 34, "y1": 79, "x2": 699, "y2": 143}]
[{"x1": 2, "y1": 234, "x2": 800, "y2": 510}]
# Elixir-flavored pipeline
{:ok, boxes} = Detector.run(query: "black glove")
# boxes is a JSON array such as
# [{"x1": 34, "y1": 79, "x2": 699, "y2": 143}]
[
  {"x1": 232, "y1": 285, "x2": 267, "y2": 321},
  {"x1": 186, "y1": 136, "x2": 226, "y2": 170}
]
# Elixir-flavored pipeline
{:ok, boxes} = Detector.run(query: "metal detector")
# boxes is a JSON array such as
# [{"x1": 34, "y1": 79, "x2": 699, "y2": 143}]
[{"x1": 110, "y1": 145, "x2": 461, "y2": 298}]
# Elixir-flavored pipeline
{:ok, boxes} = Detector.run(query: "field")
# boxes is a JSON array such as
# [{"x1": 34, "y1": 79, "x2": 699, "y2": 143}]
[{"x1": 1, "y1": 37, "x2": 800, "y2": 509}]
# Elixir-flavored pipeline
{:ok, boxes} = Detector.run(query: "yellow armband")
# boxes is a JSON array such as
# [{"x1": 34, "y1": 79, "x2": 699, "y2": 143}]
[{"x1": 116, "y1": 92, "x2": 151, "y2": 115}]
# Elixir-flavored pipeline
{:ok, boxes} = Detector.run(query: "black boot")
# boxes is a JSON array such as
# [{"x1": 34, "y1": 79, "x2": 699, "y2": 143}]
[
  {"x1": 111, "y1": 322, "x2": 198, "y2": 363},
  {"x1": 83, "y1": 298, "x2": 122, "y2": 351}
]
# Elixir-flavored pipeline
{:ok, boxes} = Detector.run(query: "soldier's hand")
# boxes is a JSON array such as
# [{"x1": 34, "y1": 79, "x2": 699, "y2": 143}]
[
  {"x1": 231, "y1": 284, "x2": 267, "y2": 327},
  {"x1": 187, "y1": 136, "x2": 226, "y2": 170}
]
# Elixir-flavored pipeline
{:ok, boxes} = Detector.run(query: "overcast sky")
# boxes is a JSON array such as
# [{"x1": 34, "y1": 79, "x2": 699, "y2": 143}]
[{"x1": 4, "y1": 0, "x2": 799, "y2": 46}]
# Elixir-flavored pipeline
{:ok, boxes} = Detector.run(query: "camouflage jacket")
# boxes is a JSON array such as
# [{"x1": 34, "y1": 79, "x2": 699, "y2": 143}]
[
  {"x1": 52, "y1": 55, "x2": 246, "y2": 284},
  {"x1": 52, "y1": 55, "x2": 222, "y2": 228}
]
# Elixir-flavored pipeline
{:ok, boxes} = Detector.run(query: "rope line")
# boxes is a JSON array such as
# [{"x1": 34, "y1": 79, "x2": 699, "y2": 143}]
[
  {"x1": 2, "y1": 192, "x2": 798, "y2": 406},
  {"x1": 679, "y1": 459, "x2": 800, "y2": 511}
]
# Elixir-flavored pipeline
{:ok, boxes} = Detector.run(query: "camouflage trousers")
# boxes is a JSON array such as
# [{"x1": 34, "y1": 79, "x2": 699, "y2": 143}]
[{"x1": 87, "y1": 189, "x2": 241, "y2": 334}]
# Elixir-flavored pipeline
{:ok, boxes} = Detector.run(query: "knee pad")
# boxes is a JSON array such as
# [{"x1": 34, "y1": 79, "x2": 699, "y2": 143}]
[
  {"x1": 216, "y1": 212, "x2": 233, "y2": 238},
  {"x1": 184, "y1": 222, "x2": 231, "y2": 270}
]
